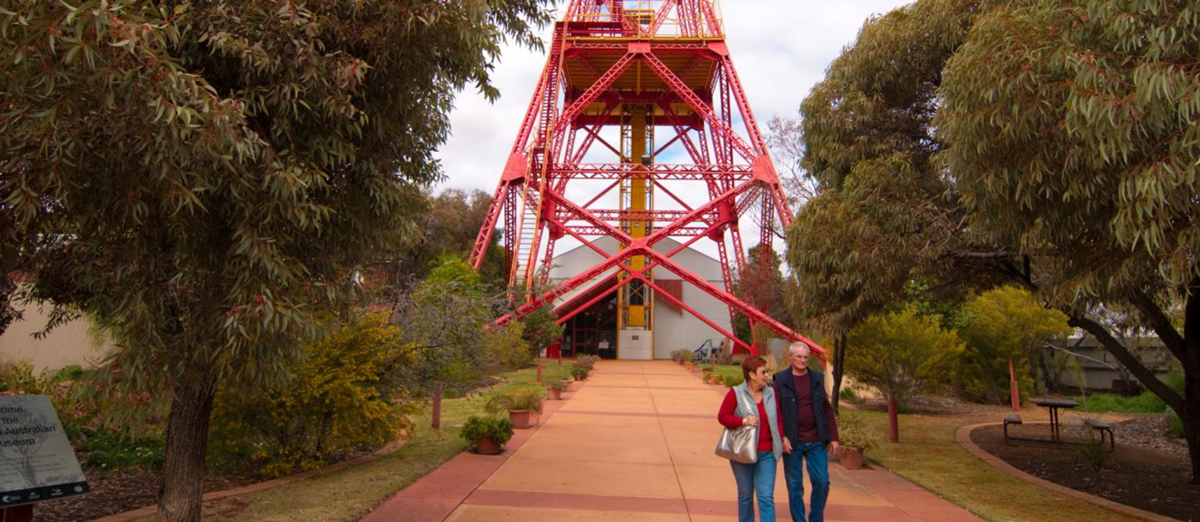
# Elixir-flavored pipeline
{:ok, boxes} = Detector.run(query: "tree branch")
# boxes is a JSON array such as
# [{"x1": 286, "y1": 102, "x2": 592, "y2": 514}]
[
  {"x1": 1129, "y1": 288, "x2": 1186, "y2": 361},
  {"x1": 1067, "y1": 313, "x2": 1183, "y2": 412}
]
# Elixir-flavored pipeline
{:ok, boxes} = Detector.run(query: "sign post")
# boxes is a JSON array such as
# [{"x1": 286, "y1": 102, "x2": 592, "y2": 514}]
[{"x1": 0, "y1": 395, "x2": 89, "y2": 519}]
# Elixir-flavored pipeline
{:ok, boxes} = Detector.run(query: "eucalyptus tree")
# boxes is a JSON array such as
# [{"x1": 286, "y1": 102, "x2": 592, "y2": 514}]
[
  {"x1": 0, "y1": 1, "x2": 551, "y2": 520},
  {"x1": 786, "y1": 0, "x2": 1020, "y2": 411},
  {"x1": 788, "y1": 0, "x2": 1021, "y2": 336},
  {"x1": 939, "y1": 0, "x2": 1200, "y2": 481}
]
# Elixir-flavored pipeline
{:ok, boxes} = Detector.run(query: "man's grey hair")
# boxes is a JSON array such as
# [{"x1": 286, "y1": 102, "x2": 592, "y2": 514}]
[{"x1": 788, "y1": 342, "x2": 811, "y2": 356}]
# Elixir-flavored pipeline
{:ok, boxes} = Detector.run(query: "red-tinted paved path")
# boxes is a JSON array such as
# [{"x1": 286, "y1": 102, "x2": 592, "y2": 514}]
[{"x1": 363, "y1": 361, "x2": 983, "y2": 521}]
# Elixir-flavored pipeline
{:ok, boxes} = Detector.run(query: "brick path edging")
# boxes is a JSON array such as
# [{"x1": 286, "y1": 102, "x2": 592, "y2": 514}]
[
  {"x1": 92, "y1": 369, "x2": 588, "y2": 522},
  {"x1": 358, "y1": 376, "x2": 583, "y2": 522},
  {"x1": 955, "y1": 422, "x2": 1180, "y2": 522},
  {"x1": 91, "y1": 438, "x2": 408, "y2": 522}
]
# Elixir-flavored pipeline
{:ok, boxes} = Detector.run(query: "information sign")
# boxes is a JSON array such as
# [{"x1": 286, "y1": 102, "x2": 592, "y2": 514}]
[{"x1": 0, "y1": 395, "x2": 89, "y2": 507}]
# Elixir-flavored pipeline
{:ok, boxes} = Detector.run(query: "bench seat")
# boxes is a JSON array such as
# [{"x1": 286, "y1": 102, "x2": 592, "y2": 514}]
[
  {"x1": 1083, "y1": 417, "x2": 1115, "y2": 449},
  {"x1": 1003, "y1": 413, "x2": 1022, "y2": 444}
]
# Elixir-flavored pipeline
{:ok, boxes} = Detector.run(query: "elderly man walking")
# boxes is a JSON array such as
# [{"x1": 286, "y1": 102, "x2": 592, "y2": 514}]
[{"x1": 772, "y1": 342, "x2": 839, "y2": 522}]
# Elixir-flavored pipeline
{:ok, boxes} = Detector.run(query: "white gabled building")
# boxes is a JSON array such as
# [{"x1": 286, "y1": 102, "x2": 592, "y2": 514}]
[{"x1": 547, "y1": 236, "x2": 733, "y2": 360}]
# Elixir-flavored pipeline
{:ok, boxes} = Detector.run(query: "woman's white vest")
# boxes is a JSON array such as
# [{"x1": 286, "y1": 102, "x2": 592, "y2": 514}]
[{"x1": 731, "y1": 381, "x2": 784, "y2": 460}]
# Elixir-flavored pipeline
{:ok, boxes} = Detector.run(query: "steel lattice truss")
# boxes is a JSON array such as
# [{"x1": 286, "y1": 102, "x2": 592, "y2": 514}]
[{"x1": 469, "y1": 0, "x2": 824, "y2": 357}]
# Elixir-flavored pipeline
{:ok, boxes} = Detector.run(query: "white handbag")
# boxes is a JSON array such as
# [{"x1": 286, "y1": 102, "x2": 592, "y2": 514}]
[{"x1": 715, "y1": 388, "x2": 758, "y2": 464}]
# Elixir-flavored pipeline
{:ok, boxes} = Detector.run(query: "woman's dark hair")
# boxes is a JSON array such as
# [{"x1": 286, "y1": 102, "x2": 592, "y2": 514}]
[{"x1": 741, "y1": 355, "x2": 766, "y2": 382}]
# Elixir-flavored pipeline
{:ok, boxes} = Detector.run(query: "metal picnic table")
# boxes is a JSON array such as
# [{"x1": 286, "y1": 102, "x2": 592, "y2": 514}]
[{"x1": 1030, "y1": 396, "x2": 1079, "y2": 443}]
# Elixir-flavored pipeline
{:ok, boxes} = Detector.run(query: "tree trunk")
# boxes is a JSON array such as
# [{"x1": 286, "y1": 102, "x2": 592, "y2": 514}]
[
  {"x1": 831, "y1": 333, "x2": 846, "y2": 414},
  {"x1": 1183, "y1": 277, "x2": 1200, "y2": 484},
  {"x1": 158, "y1": 370, "x2": 218, "y2": 522},
  {"x1": 1184, "y1": 370, "x2": 1200, "y2": 484}
]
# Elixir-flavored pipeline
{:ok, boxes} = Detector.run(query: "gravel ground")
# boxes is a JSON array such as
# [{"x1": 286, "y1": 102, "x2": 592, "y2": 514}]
[{"x1": 1110, "y1": 413, "x2": 1188, "y2": 461}]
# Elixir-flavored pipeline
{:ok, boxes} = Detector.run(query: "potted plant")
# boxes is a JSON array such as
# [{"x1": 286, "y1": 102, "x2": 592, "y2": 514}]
[
  {"x1": 575, "y1": 354, "x2": 600, "y2": 371},
  {"x1": 460, "y1": 416, "x2": 514, "y2": 455},
  {"x1": 570, "y1": 366, "x2": 589, "y2": 382},
  {"x1": 546, "y1": 379, "x2": 569, "y2": 400},
  {"x1": 721, "y1": 373, "x2": 743, "y2": 388},
  {"x1": 486, "y1": 388, "x2": 545, "y2": 429},
  {"x1": 835, "y1": 412, "x2": 880, "y2": 470}
]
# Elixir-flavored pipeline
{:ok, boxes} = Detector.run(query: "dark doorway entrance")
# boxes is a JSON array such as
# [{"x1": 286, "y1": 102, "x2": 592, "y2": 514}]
[{"x1": 560, "y1": 282, "x2": 618, "y2": 359}]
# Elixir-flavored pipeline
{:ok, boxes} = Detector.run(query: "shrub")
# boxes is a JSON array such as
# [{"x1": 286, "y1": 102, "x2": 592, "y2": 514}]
[
  {"x1": 80, "y1": 429, "x2": 165, "y2": 471},
  {"x1": 721, "y1": 373, "x2": 744, "y2": 387},
  {"x1": 484, "y1": 388, "x2": 545, "y2": 415},
  {"x1": 546, "y1": 379, "x2": 569, "y2": 392},
  {"x1": 519, "y1": 306, "x2": 565, "y2": 359},
  {"x1": 0, "y1": 361, "x2": 44, "y2": 394},
  {"x1": 570, "y1": 367, "x2": 589, "y2": 380},
  {"x1": 669, "y1": 350, "x2": 692, "y2": 363},
  {"x1": 460, "y1": 416, "x2": 514, "y2": 445},
  {"x1": 847, "y1": 306, "x2": 964, "y2": 411},
  {"x1": 839, "y1": 386, "x2": 864, "y2": 405},
  {"x1": 485, "y1": 322, "x2": 535, "y2": 372},
  {"x1": 954, "y1": 286, "x2": 1070, "y2": 403},
  {"x1": 209, "y1": 312, "x2": 414, "y2": 477},
  {"x1": 575, "y1": 354, "x2": 600, "y2": 369},
  {"x1": 836, "y1": 411, "x2": 881, "y2": 451},
  {"x1": 1074, "y1": 425, "x2": 1113, "y2": 471},
  {"x1": 1169, "y1": 411, "x2": 1184, "y2": 438}
]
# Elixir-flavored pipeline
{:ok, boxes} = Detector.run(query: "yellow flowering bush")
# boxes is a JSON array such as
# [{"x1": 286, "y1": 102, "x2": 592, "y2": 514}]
[{"x1": 209, "y1": 311, "x2": 416, "y2": 477}]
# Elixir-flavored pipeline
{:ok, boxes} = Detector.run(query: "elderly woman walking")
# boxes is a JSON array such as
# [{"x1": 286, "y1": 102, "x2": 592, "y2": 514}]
[{"x1": 717, "y1": 355, "x2": 785, "y2": 522}]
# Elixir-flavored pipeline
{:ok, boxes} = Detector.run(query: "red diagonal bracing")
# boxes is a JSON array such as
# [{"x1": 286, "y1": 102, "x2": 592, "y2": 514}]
[
  {"x1": 640, "y1": 248, "x2": 825, "y2": 358},
  {"x1": 475, "y1": 2, "x2": 820, "y2": 360},
  {"x1": 640, "y1": 53, "x2": 757, "y2": 162}
]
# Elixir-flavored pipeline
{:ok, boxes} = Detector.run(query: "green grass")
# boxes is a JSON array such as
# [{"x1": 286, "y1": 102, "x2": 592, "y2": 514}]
[
  {"x1": 711, "y1": 364, "x2": 743, "y2": 384},
  {"x1": 1075, "y1": 391, "x2": 1167, "y2": 414},
  {"x1": 858, "y1": 411, "x2": 1131, "y2": 522},
  {"x1": 185, "y1": 360, "x2": 575, "y2": 522},
  {"x1": 1169, "y1": 412, "x2": 1184, "y2": 437}
]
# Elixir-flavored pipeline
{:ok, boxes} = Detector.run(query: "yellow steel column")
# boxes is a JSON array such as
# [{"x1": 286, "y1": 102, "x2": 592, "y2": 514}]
[{"x1": 628, "y1": 107, "x2": 647, "y2": 327}]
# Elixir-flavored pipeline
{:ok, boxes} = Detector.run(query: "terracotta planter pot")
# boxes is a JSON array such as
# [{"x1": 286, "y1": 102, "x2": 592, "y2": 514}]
[
  {"x1": 708, "y1": 375, "x2": 722, "y2": 385},
  {"x1": 547, "y1": 388, "x2": 563, "y2": 400},
  {"x1": 509, "y1": 409, "x2": 539, "y2": 429},
  {"x1": 474, "y1": 437, "x2": 503, "y2": 455},
  {"x1": 839, "y1": 448, "x2": 864, "y2": 470}
]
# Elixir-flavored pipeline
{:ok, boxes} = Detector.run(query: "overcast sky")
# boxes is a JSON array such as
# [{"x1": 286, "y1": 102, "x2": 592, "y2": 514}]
[{"x1": 433, "y1": 0, "x2": 913, "y2": 260}]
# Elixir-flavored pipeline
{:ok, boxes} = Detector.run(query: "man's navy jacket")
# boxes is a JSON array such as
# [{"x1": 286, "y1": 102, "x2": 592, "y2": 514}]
[{"x1": 772, "y1": 367, "x2": 832, "y2": 445}]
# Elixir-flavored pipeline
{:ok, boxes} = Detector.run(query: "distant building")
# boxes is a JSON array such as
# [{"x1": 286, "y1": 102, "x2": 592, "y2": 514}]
[
  {"x1": 0, "y1": 294, "x2": 111, "y2": 372},
  {"x1": 1047, "y1": 333, "x2": 1174, "y2": 393},
  {"x1": 547, "y1": 237, "x2": 732, "y2": 360}
]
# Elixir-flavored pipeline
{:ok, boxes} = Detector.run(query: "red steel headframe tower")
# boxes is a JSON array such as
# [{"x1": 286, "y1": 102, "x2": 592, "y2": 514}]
[{"x1": 470, "y1": 0, "x2": 824, "y2": 357}]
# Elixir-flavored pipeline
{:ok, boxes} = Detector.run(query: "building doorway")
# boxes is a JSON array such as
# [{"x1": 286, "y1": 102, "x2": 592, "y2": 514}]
[{"x1": 559, "y1": 278, "x2": 619, "y2": 359}]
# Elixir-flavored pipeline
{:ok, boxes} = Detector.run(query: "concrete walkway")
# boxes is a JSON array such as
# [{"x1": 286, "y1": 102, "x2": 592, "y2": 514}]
[{"x1": 365, "y1": 360, "x2": 982, "y2": 521}]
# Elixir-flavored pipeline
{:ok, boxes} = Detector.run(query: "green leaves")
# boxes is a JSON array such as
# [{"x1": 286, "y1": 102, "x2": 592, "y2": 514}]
[
  {"x1": 939, "y1": 0, "x2": 1200, "y2": 300},
  {"x1": 847, "y1": 306, "x2": 965, "y2": 409},
  {"x1": 788, "y1": 0, "x2": 1005, "y2": 334},
  {"x1": 0, "y1": 0, "x2": 553, "y2": 391}
]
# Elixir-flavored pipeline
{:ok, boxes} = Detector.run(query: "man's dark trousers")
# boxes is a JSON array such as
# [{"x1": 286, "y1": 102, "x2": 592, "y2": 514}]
[{"x1": 782, "y1": 442, "x2": 830, "y2": 522}]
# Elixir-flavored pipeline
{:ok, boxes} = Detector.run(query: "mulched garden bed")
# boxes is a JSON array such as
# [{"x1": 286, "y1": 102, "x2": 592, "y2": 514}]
[
  {"x1": 854, "y1": 392, "x2": 1013, "y2": 416},
  {"x1": 33, "y1": 460, "x2": 258, "y2": 522},
  {"x1": 971, "y1": 415, "x2": 1198, "y2": 521}
]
